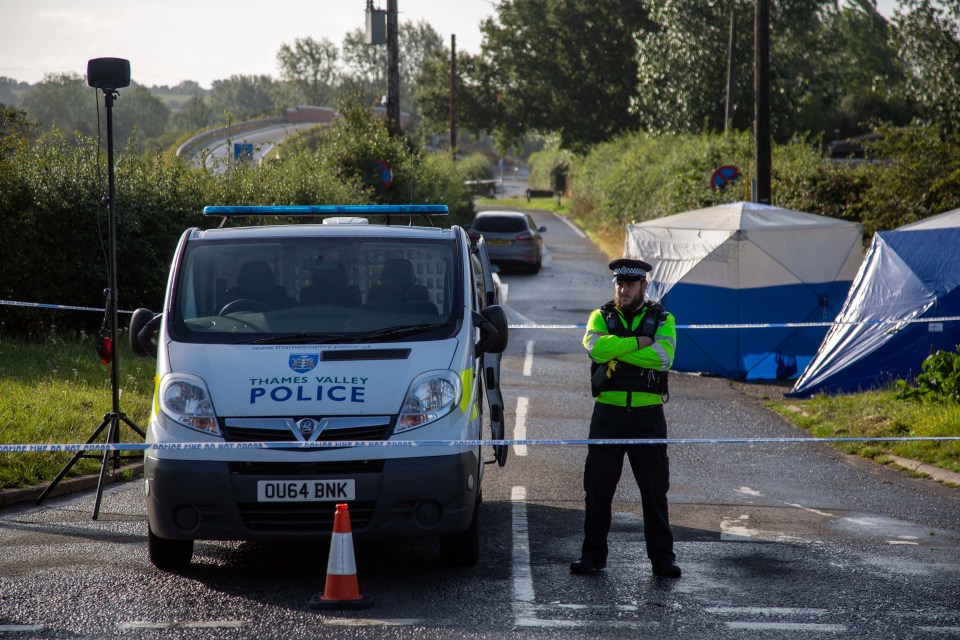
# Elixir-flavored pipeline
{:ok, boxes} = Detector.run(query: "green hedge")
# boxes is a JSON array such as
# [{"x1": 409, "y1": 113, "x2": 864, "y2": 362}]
[
  {"x1": 0, "y1": 104, "x2": 476, "y2": 335},
  {"x1": 552, "y1": 125, "x2": 960, "y2": 240}
]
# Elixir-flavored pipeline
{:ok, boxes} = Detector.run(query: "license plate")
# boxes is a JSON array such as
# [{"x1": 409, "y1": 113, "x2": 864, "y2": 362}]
[
  {"x1": 487, "y1": 239, "x2": 511, "y2": 246},
  {"x1": 257, "y1": 479, "x2": 356, "y2": 502}
]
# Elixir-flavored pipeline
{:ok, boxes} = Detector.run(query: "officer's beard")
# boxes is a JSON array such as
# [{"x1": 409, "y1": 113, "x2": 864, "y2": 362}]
[{"x1": 615, "y1": 291, "x2": 645, "y2": 316}]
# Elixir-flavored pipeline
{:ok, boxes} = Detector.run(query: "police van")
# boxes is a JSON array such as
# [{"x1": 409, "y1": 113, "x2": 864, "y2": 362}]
[{"x1": 129, "y1": 204, "x2": 509, "y2": 569}]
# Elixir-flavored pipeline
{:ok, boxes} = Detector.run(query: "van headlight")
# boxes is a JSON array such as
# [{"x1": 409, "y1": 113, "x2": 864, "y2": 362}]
[
  {"x1": 159, "y1": 373, "x2": 220, "y2": 436},
  {"x1": 396, "y1": 370, "x2": 462, "y2": 432}
]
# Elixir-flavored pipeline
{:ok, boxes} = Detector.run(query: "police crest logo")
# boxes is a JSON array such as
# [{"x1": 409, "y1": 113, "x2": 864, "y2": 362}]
[{"x1": 289, "y1": 353, "x2": 319, "y2": 373}]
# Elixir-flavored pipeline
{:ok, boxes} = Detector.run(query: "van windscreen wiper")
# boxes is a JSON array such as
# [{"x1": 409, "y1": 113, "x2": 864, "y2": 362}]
[
  {"x1": 242, "y1": 323, "x2": 450, "y2": 345},
  {"x1": 328, "y1": 323, "x2": 450, "y2": 344}
]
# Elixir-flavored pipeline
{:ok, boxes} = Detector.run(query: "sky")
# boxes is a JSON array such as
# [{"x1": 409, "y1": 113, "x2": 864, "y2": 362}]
[
  {"x1": 0, "y1": 0, "x2": 498, "y2": 88},
  {"x1": 2, "y1": 0, "x2": 899, "y2": 90}
]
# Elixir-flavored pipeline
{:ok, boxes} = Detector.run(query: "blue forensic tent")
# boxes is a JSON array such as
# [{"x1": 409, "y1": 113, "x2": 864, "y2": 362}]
[
  {"x1": 625, "y1": 202, "x2": 863, "y2": 380},
  {"x1": 790, "y1": 208, "x2": 960, "y2": 397}
]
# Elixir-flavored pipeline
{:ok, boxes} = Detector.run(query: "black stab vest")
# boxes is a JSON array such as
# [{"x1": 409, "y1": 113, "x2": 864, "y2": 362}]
[{"x1": 590, "y1": 301, "x2": 669, "y2": 397}]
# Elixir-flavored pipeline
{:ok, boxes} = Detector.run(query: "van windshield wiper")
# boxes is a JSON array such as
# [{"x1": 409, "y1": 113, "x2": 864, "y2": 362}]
[
  {"x1": 327, "y1": 322, "x2": 451, "y2": 344},
  {"x1": 242, "y1": 323, "x2": 450, "y2": 345}
]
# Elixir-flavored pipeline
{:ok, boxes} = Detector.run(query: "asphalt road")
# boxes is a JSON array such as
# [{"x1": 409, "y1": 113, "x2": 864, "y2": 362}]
[
  {"x1": 1, "y1": 209, "x2": 958, "y2": 639},
  {"x1": 192, "y1": 122, "x2": 322, "y2": 170}
]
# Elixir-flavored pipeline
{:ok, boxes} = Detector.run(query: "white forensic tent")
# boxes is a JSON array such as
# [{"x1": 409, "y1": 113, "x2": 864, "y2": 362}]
[{"x1": 625, "y1": 202, "x2": 863, "y2": 380}]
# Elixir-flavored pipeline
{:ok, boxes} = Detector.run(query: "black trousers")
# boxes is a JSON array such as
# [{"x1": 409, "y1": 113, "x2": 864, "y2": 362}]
[{"x1": 580, "y1": 401, "x2": 675, "y2": 566}]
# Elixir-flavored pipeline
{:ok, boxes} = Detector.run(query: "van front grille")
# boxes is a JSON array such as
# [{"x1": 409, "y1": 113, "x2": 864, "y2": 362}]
[
  {"x1": 228, "y1": 460, "x2": 385, "y2": 475},
  {"x1": 220, "y1": 416, "x2": 394, "y2": 444},
  {"x1": 238, "y1": 501, "x2": 376, "y2": 533}
]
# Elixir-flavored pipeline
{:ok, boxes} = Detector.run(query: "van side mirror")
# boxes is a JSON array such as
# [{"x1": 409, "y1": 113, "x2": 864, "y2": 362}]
[
  {"x1": 473, "y1": 305, "x2": 509, "y2": 356},
  {"x1": 129, "y1": 308, "x2": 162, "y2": 358}
]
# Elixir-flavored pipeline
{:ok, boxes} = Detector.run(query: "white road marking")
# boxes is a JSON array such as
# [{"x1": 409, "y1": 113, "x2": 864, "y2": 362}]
[
  {"x1": 321, "y1": 619, "x2": 421, "y2": 626},
  {"x1": 523, "y1": 340, "x2": 534, "y2": 376},
  {"x1": 845, "y1": 517, "x2": 879, "y2": 526},
  {"x1": 550, "y1": 211, "x2": 586, "y2": 238},
  {"x1": 782, "y1": 502, "x2": 835, "y2": 518},
  {"x1": 724, "y1": 622, "x2": 847, "y2": 632},
  {"x1": 720, "y1": 514, "x2": 808, "y2": 544},
  {"x1": 0, "y1": 625, "x2": 43, "y2": 633},
  {"x1": 514, "y1": 397, "x2": 529, "y2": 456},
  {"x1": 918, "y1": 627, "x2": 960, "y2": 634},
  {"x1": 511, "y1": 485, "x2": 539, "y2": 627},
  {"x1": 736, "y1": 486, "x2": 764, "y2": 496},
  {"x1": 707, "y1": 607, "x2": 829, "y2": 616},
  {"x1": 554, "y1": 604, "x2": 640, "y2": 612},
  {"x1": 118, "y1": 621, "x2": 247, "y2": 630},
  {"x1": 720, "y1": 515, "x2": 757, "y2": 541}
]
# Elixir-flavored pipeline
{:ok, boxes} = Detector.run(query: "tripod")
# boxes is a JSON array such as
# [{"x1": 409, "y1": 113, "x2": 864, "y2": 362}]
[{"x1": 36, "y1": 83, "x2": 145, "y2": 519}]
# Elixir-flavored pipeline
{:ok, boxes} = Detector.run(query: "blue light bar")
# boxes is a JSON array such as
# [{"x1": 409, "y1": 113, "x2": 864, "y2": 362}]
[{"x1": 202, "y1": 204, "x2": 448, "y2": 217}]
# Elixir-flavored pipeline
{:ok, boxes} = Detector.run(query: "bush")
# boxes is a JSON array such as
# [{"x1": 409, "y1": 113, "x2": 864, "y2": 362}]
[
  {"x1": 0, "y1": 97, "x2": 476, "y2": 335},
  {"x1": 567, "y1": 123, "x2": 960, "y2": 245},
  {"x1": 528, "y1": 145, "x2": 574, "y2": 191},
  {"x1": 896, "y1": 346, "x2": 960, "y2": 404},
  {"x1": 457, "y1": 152, "x2": 495, "y2": 183}
]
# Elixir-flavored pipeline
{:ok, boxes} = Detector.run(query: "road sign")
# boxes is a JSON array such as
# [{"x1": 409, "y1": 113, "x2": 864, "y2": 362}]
[
  {"x1": 710, "y1": 165, "x2": 742, "y2": 191},
  {"x1": 233, "y1": 143, "x2": 254, "y2": 162}
]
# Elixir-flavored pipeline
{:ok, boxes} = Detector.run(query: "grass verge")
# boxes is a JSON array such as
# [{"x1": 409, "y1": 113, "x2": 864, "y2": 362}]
[
  {"x1": 768, "y1": 390, "x2": 960, "y2": 477},
  {"x1": 0, "y1": 335, "x2": 154, "y2": 489},
  {"x1": 476, "y1": 195, "x2": 571, "y2": 215}
]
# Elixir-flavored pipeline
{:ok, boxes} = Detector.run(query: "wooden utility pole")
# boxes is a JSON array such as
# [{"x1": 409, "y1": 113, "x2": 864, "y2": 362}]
[
  {"x1": 386, "y1": 0, "x2": 400, "y2": 135},
  {"x1": 725, "y1": 0, "x2": 736, "y2": 133},
  {"x1": 450, "y1": 34, "x2": 457, "y2": 159},
  {"x1": 754, "y1": 0, "x2": 771, "y2": 203}
]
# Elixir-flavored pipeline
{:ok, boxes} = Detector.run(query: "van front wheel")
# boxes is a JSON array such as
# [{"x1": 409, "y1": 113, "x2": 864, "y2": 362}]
[
  {"x1": 148, "y1": 526, "x2": 194, "y2": 569},
  {"x1": 440, "y1": 492, "x2": 481, "y2": 567}
]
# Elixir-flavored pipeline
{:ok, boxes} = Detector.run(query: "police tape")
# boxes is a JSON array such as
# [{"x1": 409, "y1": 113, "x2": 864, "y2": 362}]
[
  {"x1": 2, "y1": 436, "x2": 959, "y2": 454},
  {"x1": 0, "y1": 299, "x2": 133, "y2": 315},
  {"x1": 509, "y1": 316, "x2": 960, "y2": 330},
  {"x1": 3, "y1": 299, "x2": 958, "y2": 330}
]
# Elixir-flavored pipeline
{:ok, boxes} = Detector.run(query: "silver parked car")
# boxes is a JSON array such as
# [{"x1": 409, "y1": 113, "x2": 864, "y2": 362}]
[{"x1": 468, "y1": 211, "x2": 546, "y2": 273}]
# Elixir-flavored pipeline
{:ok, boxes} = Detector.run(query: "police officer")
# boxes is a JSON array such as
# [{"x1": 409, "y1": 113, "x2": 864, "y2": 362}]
[{"x1": 570, "y1": 258, "x2": 681, "y2": 578}]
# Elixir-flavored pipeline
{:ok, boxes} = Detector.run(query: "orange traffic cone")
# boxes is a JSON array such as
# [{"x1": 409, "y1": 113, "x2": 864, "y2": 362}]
[{"x1": 308, "y1": 503, "x2": 373, "y2": 610}]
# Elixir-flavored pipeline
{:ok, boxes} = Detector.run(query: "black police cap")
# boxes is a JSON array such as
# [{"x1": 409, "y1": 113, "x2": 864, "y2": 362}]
[{"x1": 609, "y1": 258, "x2": 652, "y2": 283}]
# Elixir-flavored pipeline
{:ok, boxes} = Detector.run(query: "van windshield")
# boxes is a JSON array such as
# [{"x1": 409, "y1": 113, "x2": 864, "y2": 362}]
[{"x1": 170, "y1": 236, "x2": 461, "y2": 344}]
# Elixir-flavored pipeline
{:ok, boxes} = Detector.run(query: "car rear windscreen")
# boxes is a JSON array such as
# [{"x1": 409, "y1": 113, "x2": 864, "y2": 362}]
[{"x1": 473, "y1": 217, "x2": 527, "y2": 233}]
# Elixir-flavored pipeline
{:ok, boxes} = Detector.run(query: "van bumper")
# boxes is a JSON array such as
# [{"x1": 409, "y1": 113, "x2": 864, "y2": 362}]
[{"x1": 144, "y1": 451, "x2": 480, "y2": 541}]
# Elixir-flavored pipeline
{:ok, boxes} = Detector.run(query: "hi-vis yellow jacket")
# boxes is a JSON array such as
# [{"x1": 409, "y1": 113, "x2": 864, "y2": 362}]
[{"x1": 582, "y1": 302, "x2": 677, "y2": 407}]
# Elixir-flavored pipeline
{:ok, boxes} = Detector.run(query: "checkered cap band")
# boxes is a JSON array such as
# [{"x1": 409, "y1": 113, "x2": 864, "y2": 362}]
[{"x1": 613, "y1": 267, "x2": 646, "y2": 277}]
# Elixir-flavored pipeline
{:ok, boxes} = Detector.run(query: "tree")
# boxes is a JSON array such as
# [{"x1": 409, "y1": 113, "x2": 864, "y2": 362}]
[
  {"x1": 276, "y1": 36, "x2": 340, "y2": 107},
  {"x1": 472, "y1": 0, "x2": 652, "y2": 151},
  {"x1": 0, "y1": 77, "x2": 27, "y2": 107},
  {"x1": 172, "y1": 94, "x2": 213, "y2": 133},
  {"x1": 113, "y1": 85, "x2": 171, "y2": 149},
  {"x1": 893, "y1": 0, "x2": 960, "y2": 131},
  {"x1": 18, "y1": 73, "x2": 96, "y2": 138},
  {"x1": 632, "y1": 0, "x2": 916, "y2": 142},
  {"x1": 170, "y1": 80, "x2": 204, "y2": 95},
  {"x1": 633, "y1": 0, "x2": 744, "y2": 135},
  {"x1": 814, "y1": 0, "x2": 914, "y2": 140},
  {"x1": 341, "y1": 28, "x2": 385, "y2": 101},
  {"x1": 340, "y1": 20, "x2": 444, "y2": 116},
  {"x1": 210, "y1": 74, "x2": 278, "y2": 122},
  {"x1": 415, "y1": 48, "x2": 501, "y2": 145}
]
